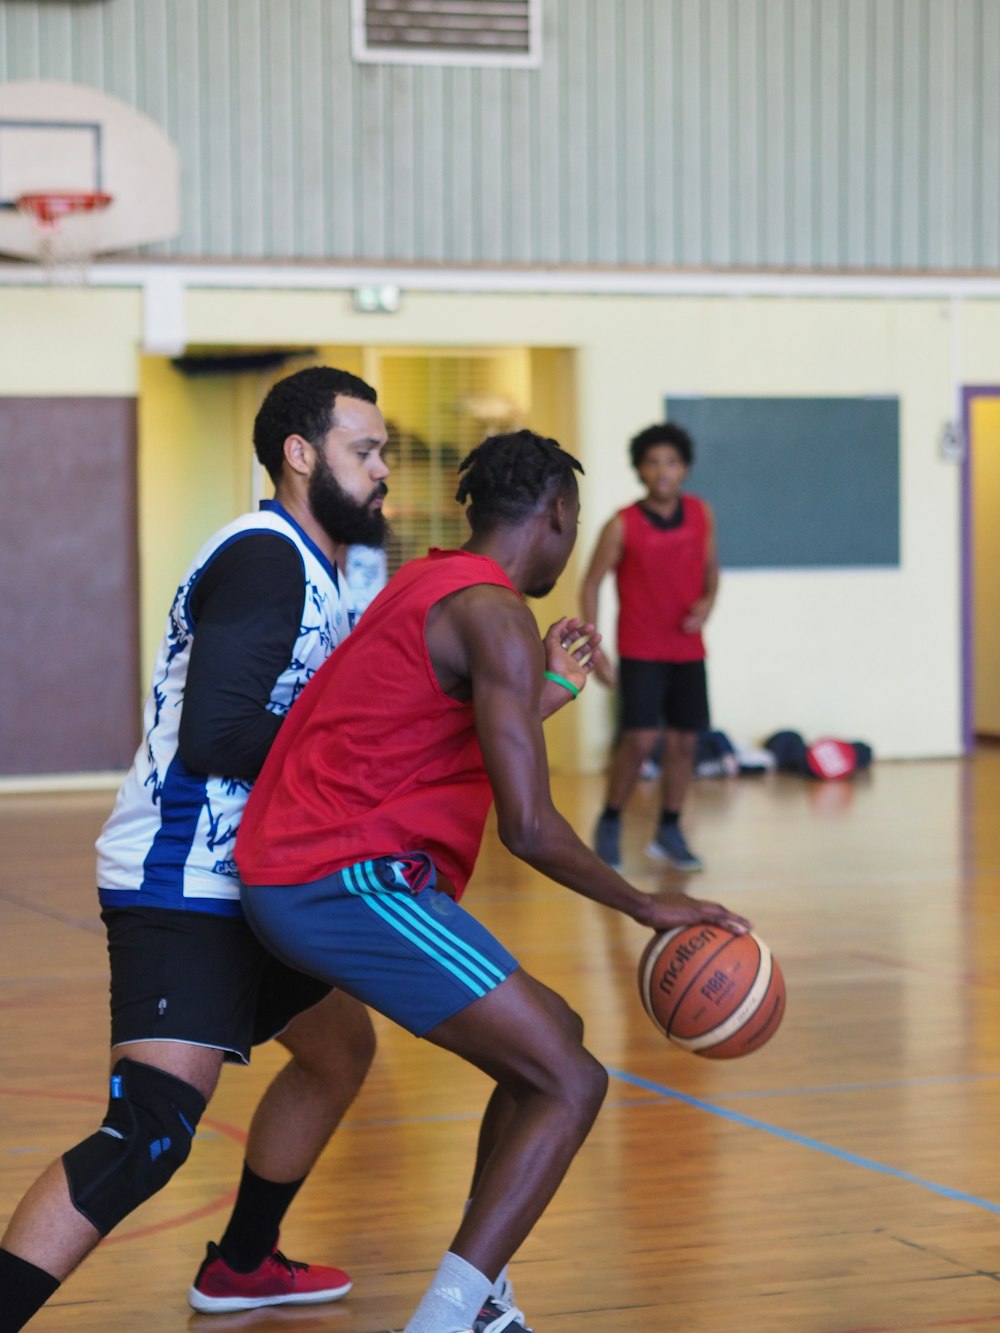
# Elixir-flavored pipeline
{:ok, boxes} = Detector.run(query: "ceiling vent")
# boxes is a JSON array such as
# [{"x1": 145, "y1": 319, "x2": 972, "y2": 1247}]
[{"x1": 352, "y1": 0, "x2": 541, "y2": 68}]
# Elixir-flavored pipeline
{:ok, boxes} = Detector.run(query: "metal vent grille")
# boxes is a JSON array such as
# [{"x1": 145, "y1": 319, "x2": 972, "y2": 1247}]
[{"x1": 352, "y1": 0, "x2": 540, "y2": 68}]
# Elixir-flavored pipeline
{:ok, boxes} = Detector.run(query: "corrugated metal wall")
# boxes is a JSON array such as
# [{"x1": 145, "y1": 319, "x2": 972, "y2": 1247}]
[{"x1": 1, "y1": 0, "x2": 997, "y2": 271}]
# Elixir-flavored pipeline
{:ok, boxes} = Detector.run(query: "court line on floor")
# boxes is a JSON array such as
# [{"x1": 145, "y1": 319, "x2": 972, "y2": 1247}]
[
  {"x1": 606, "y1": 1066, "x2": 1000, "y2": 1216},
  {"x1": 711, "y1": 1071, "x2": 1000, "y2": 1100},
  {"x1": 0, "y1": 888, "x2": 103, "y2": 935}
]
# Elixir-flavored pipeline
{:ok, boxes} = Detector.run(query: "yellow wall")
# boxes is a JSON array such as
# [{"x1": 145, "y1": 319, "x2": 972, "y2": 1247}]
[
  {"x1": 208, "y1": 287, "x2": 960, "y2": 767},
  {"x1": 0, "y1": 287, "x2": 141, "y2": 394},
  {"x1": 179, "y1": 287, "x2": 963, "y2": 761},
  {"x1": 2, "y1": 284, "x2": 987, "y2": 765},
  {"x1": 136, "y1": 359, "x2": 262, "y2": 683},
  {"x1": 138, "y1": 348, "x2": 370, "y2": 684},
  {"x1": 522, "y1": 349, "x2": 581, "y2": 773},
  {"x1": 972, "y1": 396, "x2": 1000, "y2": 735}
]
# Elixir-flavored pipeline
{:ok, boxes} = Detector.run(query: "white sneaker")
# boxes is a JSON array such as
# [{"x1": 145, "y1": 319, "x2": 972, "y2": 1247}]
[{"x1": 472, "y1": 1295, "x2": 534, "y2": 1331}]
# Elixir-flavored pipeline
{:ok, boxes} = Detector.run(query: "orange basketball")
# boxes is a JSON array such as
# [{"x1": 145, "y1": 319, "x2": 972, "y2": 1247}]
[{"x1": 638, "y1": 925, "x2": 785, "y2": 1059}]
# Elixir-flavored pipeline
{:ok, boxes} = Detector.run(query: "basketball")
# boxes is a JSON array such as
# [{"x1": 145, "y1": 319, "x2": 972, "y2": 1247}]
[{"x1": 638, "y1": 925, "x2": 785, "y2": 1059}]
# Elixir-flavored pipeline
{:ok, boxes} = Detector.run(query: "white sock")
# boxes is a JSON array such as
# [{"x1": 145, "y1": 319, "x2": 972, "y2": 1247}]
[{"x1": 404, "y1": 1251, "x2": 491, "y2": 1333}]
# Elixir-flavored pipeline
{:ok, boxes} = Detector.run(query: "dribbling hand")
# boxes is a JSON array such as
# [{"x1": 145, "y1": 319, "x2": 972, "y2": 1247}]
[{"x1": 639, "y1": 890, "x2": 751, "y2": 937}]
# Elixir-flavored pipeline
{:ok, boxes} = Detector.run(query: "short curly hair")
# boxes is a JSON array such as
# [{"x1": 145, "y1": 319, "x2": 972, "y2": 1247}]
[
  {"x1": 455, "y1": 430, "x2": 584, "y2": 532},
  {"x1": 629, "y1": 422, "x2": 694, "y2": 471},
  {"x1": 253, "y1": 366, "x2": 378, "y2": 482}
]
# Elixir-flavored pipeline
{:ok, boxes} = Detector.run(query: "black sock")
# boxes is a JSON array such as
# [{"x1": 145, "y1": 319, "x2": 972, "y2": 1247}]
[
  {"x1": 0, "y1": 1249, "x2": 61, "y2": 1333},
  {"x1": 217, "y1": 1163, "x2": 305, "y2": 1273},
  {"x1": 659, "y1": 809, "x2": 680, "y2": 828},
  {"x1": 600, "y1": 806, "x2": 621, "y2": 822}
]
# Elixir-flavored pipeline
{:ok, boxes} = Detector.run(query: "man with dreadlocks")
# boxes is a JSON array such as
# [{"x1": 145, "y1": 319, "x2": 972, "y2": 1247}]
[{"x1": 235, "y1": 429, "x2": 751, "y2": 1333}]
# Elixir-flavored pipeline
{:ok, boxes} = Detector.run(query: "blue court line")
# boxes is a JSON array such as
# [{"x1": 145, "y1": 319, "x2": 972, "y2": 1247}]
[
  {"x1": 606, "y1": 1066, "x2": 1000, "y2": 1217},
  {"x1": 709, "y1": 1072, "x2": 1000, "y2": 1100}
]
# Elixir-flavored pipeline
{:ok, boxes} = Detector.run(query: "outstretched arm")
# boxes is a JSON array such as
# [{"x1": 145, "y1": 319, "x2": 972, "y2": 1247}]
[
  {"x1": 579, "y1": 514, "x2": 623, "y2": 687},
  {"x1": 682, "y1": 502, "x2": 719, "y2": 634},
  {"x1": 439, "y1": 586, "x2": 749, "y2": 935}
]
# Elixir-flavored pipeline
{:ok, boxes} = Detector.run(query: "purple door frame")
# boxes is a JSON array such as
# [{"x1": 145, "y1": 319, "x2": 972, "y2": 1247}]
[{"x1": 961, "y1": 385, "x2": 1000, "y2": 751}]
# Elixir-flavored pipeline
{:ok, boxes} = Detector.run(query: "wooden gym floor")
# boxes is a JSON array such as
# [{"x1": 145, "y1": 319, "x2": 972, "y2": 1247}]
[{"x1": 2, "y1": 755, "x2": 1000, "y2": 1332}]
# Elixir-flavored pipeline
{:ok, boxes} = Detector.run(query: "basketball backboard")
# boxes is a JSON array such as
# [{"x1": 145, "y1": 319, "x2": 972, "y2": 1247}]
[{"x1": 0, "y1": 80, "x2": 179, "y2": 262}]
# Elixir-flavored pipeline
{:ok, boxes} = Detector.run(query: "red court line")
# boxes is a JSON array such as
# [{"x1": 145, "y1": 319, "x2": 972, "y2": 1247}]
[
  {"x1": 103, "y1": 1187, "x2": 239, "y2": 1245},
  {"x1": 0, "y1": 1087, "x2": 247, "y2": 1245}
]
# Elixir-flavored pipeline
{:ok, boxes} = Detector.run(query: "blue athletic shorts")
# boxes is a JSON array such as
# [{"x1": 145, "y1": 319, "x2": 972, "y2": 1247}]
[{"x1": 240, "y1": 856, "x2": 519, "y2": 1037}]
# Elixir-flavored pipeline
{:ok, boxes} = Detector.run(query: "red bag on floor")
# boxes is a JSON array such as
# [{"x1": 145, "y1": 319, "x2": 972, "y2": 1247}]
[
  {"x1": 765, "y1": 730, "x2": 873, "y2": 781},
  {"x1": 805, "y1": 738, "x2": 860, "y2": 779}
]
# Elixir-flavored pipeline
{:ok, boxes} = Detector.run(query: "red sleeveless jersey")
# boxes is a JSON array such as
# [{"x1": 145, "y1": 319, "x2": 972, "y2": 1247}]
[
  {"x1": 616, "y1": 496, "x2": 709, "y2": 662},
  {"x1": 236, "y1": 549, "x2": 519, "y2": 898}
]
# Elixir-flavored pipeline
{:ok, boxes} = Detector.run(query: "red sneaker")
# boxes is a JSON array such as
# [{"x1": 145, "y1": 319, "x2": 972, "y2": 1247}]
[{"x1": 188, "y1": 1240, "x2": 352, "y2": 1313}]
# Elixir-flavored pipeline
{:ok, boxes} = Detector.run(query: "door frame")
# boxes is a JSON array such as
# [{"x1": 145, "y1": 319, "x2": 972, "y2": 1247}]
[{"x1": 961, "y1": 385, "x2": 1000, "y2": 750}]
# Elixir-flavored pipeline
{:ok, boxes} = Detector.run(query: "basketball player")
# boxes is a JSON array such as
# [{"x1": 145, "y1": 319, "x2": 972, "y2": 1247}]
[
  {"x1": 234, "y1": 430, "x2": 750, "y2": 1333},
  {"x1": 0, "y1": 367, "x2": 389, "y2": 1331},
  {"x1": 582, "y1": 422, "x2": 718, "y2": 872}
]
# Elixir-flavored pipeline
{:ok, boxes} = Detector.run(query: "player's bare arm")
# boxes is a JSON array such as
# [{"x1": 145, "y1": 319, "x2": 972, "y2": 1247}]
[
  {"x1": 435, "y1": 586, "x2": 750, "y2": 937},
  {"x1": 683, "y1": 501, "x2": 719, "y2": 633},
  {"x1": 579, "y1": 514, "x2": 623, "y2": 686},
  {"x1": 579, "y1": 512, "x2": 623, "y2": 624},
  {"x1": 426, "y1": 591, "x2": 601, "y2": 719}
]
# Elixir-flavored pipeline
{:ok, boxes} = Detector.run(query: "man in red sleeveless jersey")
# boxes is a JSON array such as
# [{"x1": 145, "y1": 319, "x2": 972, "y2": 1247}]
[
  {"x1": 235, "y1": 430, "x2": 748, "y2": 1333},
  {"x1": 581, "y1": 422, "x2": 718, "y2": 873}
]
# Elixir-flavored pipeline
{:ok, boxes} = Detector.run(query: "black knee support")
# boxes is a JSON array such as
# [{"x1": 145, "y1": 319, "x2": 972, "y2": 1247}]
[{"x1": 62, "y1": 1058, "x2": 206, "y2": 1235}]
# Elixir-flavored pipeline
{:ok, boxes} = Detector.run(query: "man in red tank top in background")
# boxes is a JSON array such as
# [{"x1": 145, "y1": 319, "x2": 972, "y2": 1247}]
[
  {"x1": 235, "y1": 430, "x2": 747, "y2": 1333},
  {"x1": 581, "y1": 422, "x2": 718, "y2": 873}
]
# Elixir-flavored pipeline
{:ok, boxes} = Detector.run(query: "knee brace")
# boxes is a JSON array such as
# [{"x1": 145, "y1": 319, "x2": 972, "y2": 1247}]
[{"x1": 62, "y1": 1058, "x2": 206, "y2": 1235}]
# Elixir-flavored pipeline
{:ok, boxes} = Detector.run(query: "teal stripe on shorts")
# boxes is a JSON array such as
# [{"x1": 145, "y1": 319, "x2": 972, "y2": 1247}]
[{"x1": 240, "y1": 856, "x2": 519, "y2": 1036}]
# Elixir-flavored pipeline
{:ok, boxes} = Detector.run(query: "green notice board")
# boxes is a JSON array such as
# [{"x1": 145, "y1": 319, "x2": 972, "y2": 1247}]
[{"x1": 665, "y1": 396, "x2": 900, "y2": 569}]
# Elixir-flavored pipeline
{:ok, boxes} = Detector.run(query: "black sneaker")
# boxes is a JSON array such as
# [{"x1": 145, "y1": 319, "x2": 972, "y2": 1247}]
[
  {"x1": 645, "y1": 823, "x2": 704, "y2": 872},
  {"x1": 592, "y1": 814, "x2": 621, "y2": 869}
]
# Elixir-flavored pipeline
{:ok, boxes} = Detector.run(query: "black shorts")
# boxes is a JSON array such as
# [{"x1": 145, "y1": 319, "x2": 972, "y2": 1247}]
[
  {"x1": 102, "y1": 907, "x2": 333, "y2": 1065},
  {"x1": 619, "y1": 658, "x2": 710, "y2": 733}
]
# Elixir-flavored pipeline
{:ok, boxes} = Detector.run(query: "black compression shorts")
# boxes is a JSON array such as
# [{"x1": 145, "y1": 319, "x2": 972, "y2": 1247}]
[
  {"x1": 618, "y1": 658, "x2": 710, "y2": 733},
  {"x1": 103, "y1": 906, "x2": 332, "y2": 1064}
]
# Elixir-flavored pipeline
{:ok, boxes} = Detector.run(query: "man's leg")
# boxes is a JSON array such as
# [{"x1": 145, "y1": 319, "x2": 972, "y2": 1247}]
[
  {"x1": 593, "y1": 661, "x2": 668, "y2": 868},
  {"x1": 405, "y1": 970, "x2": 607, "y2": 1333},
  {"x1": 241, "y1": 868, "x2": 604, "y2": 1332},
  {"x1": 462, "y1": 985, "x2": 592, "y2": 1315},
  {"x1": 248, "y1": 988, "x2": 375, "y2": 1182},
  {"x1": 646, "y1": 730, "x2": 703, "y2": 870},
  {"x1": 661, "y1": 726, "x2": 697, "y2": 813},
  {"x1": 646, "y1": 657, "x2": 709, "y2": 872},
  {"x1": 463, "y1": 982, "x2": 585, "y2": 1311},
  {"x1": 604, "y1": 727, "x2": 661, "y2": 811},
  {"x1": 0, "y1": 1041, "x2": 221, "y2": 1333},
  {"x1": 593, "y1": 727, "x2": 660, "y2": 866},
  {"x1": 466, "y1": 1086, "x2": 518, "y2": 1309},
  {"x1": 209, "y1": 989, "x2": 375, "y2": 1274}
]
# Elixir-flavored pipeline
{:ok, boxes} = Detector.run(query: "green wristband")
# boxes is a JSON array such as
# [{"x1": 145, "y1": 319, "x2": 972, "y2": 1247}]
[{"x1": 544, "y1": 671, "x2": 580, "y2": 699}]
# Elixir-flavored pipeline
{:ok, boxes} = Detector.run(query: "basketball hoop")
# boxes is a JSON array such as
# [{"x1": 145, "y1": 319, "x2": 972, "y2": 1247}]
[{"x1": 16, "y1": 191, "x2": 113, "y2": 283}]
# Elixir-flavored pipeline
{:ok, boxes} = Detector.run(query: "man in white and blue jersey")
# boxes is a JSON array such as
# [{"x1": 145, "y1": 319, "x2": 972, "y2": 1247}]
[{"x1": 0, "y1": 367, "x2": 389, "y2": 1330}]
